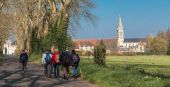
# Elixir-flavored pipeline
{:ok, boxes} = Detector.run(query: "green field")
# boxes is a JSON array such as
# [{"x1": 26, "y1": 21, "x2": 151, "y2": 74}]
[
  {"x1": 29, "y1": 55, "x2": 170, "y2": 87},
  {"x1": 80, "y1": 56, "x2": 170, "y2": 87}
]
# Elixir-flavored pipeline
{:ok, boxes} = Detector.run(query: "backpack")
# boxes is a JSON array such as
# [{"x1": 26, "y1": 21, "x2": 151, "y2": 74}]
[
  {"x1": 63, "y1": 56, "x2": 70, "y2": 64},
  {"x1": 45, "y1": 53, "x2": 51, "y2": 63},
  {"x1": 21, "y1": 54, "x2": 27, "y2": 62},
  {"x1": 72, "y1": 55, "x2": 79, "y2": 63}
]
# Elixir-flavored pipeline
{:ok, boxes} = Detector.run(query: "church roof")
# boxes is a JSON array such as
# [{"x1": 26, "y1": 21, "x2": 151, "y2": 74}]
[
  {"x1": 73, "y1": 38, "x2": 117, "y2": 48},
  {"x1": 124, "y1": 38, "x2": 146, "y2": 42}
]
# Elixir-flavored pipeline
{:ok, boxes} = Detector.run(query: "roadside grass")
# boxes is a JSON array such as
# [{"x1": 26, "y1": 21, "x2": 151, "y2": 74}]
[
  {"x1": 80, "y1": 56, "x2": 170, "y2": 87},
  {"x1": 29, "y1": 53, "x2": 41, "y2": 63}
]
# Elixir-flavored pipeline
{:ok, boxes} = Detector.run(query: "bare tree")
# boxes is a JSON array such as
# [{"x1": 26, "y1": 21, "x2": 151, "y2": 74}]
[
  {"x1": 1, "y1": 0, "x2": 95, "y2": 54},
  {"x1": 0, "y1": 0, "x2": 9, "y2": 49}
]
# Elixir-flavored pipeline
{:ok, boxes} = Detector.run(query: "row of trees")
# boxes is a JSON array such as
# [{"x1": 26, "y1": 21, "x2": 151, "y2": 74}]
[
  {"x1": 0, "y1": 0, "x2": 95, "y2": 54},
  {"x1": 146, "y1": 29, "x2": 170, "y2": 55},
  {"x1": 0, "y1": 0, "x2": 8, "y2": 53}
]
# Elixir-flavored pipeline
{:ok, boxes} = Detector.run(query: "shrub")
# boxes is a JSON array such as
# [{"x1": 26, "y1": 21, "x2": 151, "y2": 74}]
[
  {"x1": 93, "y1": 40, "x2": 106, "y2": 65},
  {"x1": 167, "y1": 44, "x2": 170, "y2": 55},
  {"x1": 29, "y1": 53, "x2": 41, "y2": 63}
]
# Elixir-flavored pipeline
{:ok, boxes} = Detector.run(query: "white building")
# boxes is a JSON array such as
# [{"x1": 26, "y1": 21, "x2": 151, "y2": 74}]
[
  {"x1": 117, "y1": 16, "x2": 146, "y2": 53},
  {"x1": 73, "y1": 40, "x2": 96, "y2": 52},
  {"x1": 3, "y1": 40, "x2": 17, "y2": 55},
  {"x1": 73, "y1": 15, "x2": 146, "y2": 54},
  {"x1": 73, "y1": 39, "x2": 116, "y2": 55}
]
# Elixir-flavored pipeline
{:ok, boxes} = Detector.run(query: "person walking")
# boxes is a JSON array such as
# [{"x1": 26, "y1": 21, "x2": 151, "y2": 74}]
[
  {"x1": 42, "y1": 50, "x2": 52, "y2": 77},
  {"x1": 49, "y1": 50, "x2": 53, "y2": 74},
  {"x1": 51, "y1": 49, "x2": 60, "y2": 78},
  {"x1": 19, "y1": 50, "x2": 28, "y2": 73},
  {"x1": 59, "y1": 50, "x2": 72, "y2": 80},
  {"x1": 71, "y1": 50, "x2": 80, "y2": 78}
]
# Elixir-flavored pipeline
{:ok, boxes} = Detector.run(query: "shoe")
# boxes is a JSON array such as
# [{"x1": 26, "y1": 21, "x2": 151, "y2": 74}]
[
  {"x1": 63, "y1": 76, "x2": 66, "y2": 79},
  {"x1": 65, "y1": 77, "x2": 69, "y2": 80},
  {"x1": 47, "y1": 75, "x2": 51, "y2": 78},
  {"x1": 72, "y1": 75, "x2": 75, "y2": 77},
  {"x1": 54, "y1": 76, "x2": 59, "y2": 78},
  {"x1": 63, "y1": 76, "x2": 69, "y2": 80}
]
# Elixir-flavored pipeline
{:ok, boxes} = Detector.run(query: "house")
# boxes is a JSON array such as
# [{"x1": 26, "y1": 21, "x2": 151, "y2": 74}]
[
  {"x1": 3, "y1": 40, "x2": 17, "y2": 55},
  {"x1": 73, "y1": 39, "x2": 117, "y2": 55}
]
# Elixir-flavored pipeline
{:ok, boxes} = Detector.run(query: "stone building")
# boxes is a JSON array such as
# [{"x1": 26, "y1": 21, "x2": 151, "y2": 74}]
[
  {"x1": 73, "y1": 16, "x2": 146, "y2": 53},
  {"x1": 117, "y1": 16, "x2": 146, "y2": 53}
]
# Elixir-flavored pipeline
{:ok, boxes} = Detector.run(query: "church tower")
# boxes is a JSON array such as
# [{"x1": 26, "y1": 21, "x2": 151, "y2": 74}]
[{"x1": 117, "y1": 15, "x2": 124, "y2": 47}]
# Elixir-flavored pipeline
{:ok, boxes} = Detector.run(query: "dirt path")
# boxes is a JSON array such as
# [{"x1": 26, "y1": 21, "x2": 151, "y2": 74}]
[{"x1": 0, "y1": 55, "x2": 96, "y2": 87}]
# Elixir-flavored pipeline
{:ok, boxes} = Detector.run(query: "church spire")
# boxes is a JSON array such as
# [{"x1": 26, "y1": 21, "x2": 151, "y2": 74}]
[
  {"x1": 117, "y1": 15, "x2": 124, "y2": 47},
  {"x1": 118, "y1": 15, "x2": 123, "y2": 28}
]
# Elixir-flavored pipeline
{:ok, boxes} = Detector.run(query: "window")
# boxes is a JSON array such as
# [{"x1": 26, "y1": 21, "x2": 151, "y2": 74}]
[{"x1": 140, "y1": 47, "x2": 142, "y2": 51}]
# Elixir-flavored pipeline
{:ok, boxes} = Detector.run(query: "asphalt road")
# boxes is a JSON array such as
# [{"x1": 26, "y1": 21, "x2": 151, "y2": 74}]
[{"x1": 0, "y1": 55, "x2": 96, "y2": 87}]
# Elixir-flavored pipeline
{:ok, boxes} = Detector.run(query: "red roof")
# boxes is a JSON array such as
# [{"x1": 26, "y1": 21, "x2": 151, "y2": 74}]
[{"x1": 73, "y1": 38, "x2": 117, "y2": 48}]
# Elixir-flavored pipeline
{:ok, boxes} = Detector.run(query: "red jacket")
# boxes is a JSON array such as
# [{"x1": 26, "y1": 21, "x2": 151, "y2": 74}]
[{"x1": 51, "y1": 51, "x2": 60, "y2": 64}]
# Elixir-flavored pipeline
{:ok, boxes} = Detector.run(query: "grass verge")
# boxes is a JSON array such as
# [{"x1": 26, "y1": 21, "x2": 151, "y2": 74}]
[{"x1": 29, "y1": 53, "x2": 41, "y2": 63}]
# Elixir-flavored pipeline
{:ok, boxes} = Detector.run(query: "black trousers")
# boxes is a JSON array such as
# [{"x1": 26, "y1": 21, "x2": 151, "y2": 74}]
[
  {"x1": 50, "y1": 63, "x2": 53, "y2": 74},
  {"x1": 22, "y1": 62, "x2": 27, "y2": 71},
  {"x1": 53, "y1": 63, "x2": 60, "y2": 77},
  {"x1": 44, "y1": 63, "x2": 51, "y2": 76}
]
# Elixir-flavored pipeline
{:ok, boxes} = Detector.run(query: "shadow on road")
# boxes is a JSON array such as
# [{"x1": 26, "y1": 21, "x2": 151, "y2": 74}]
[{"x1": 0, "y1": 55, "x2": 95, "y2": 87}]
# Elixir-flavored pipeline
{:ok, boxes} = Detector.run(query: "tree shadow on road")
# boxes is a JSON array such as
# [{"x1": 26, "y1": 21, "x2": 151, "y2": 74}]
[
  {"x1": 0, "y1": 69, "x2": 81, "y2": 87},
  {"x1": 0, "y1": 69, "x2": 42, "y2": 87},
  {"x1": 0, "y1": 55, "x2": 82, "y2": 87}
]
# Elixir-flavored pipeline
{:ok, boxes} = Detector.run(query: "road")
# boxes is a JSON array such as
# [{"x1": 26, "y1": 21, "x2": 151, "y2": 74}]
[{"x1": 0, "y1": 55, "x2": 96, "y2": 87}]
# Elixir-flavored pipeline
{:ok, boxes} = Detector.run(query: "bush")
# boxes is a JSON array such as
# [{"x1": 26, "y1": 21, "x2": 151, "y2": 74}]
[
  {"x1": 94, "y1": 40, "x2": 106, "y2": 65},
  {"x1": 29, "y1": 53, "x2": 41, "y2": 63},
  {"x1": 167, "y1": 44, "x2": 170, "y2": 55}
]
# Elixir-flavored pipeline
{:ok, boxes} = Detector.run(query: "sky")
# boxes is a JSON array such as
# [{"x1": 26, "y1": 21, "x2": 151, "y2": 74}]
[{"x1": 73, "y1": 0, "x2": 170, "y2": 39}]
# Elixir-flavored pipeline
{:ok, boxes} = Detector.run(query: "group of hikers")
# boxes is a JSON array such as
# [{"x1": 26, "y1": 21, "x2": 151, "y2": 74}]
[{"x1": 19, "y1": 49, "x2": 80, "y2": 80}]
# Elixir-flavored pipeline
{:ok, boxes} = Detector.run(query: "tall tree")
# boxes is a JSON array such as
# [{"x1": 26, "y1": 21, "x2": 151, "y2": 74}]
[
  {"x1": 0, "y1": 0, "x2": 7, "y2": 11},
  {"x1": 94, "y1": 40, "x2": 106, "y2": 65},
  {"x1": 145, "y1": 34, "x2": 153, "y2": 53},
  {"x1": 167, "y1": 29, "x2": 170, "y2": 55},
  {"x1": 13, "y1": 0, "x2": 38, "y2": 53},
  {"x1": 150, "y1": 36, "x2": 167, "y2": 54},
  {"x1": 0, "y1": 0, "x2": 95, "y2": 54},
  {"x1": 34, "y1": 0, "x2": 95, "y2": 52},
  {"x1": 0, "y1": 0, "x2": 9, "y2": 52}
]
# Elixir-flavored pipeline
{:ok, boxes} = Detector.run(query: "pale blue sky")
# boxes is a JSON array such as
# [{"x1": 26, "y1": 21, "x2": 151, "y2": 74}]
[{"x1": 73, "y1": 0, "x2": 170, "y2": 39}]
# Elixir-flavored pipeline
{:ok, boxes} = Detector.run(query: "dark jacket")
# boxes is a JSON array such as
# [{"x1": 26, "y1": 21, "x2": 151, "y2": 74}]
[
  {"x1": 20, "y1": 52, "x2": 28, "y2": 63},
  {"x1": 59, "y1": 51, "x2": 72, "y2": 66}
]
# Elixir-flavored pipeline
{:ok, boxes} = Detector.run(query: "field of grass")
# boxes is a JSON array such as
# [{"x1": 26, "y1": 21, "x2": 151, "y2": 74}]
[
  {"x1": 80, "y1": 56, "x2": 170, "y2": 87},
  {"x1": 29, "y1": 54, "x2": 170, "y2": 87}
]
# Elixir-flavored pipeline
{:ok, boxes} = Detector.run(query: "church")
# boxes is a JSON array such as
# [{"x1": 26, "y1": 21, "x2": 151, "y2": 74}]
[
  {"x1": 116, "y1": 16, "x2": 146, "y2": 53},
  {"x1": 73, "y1": 16, "x2": 146, "y2": 53}
]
